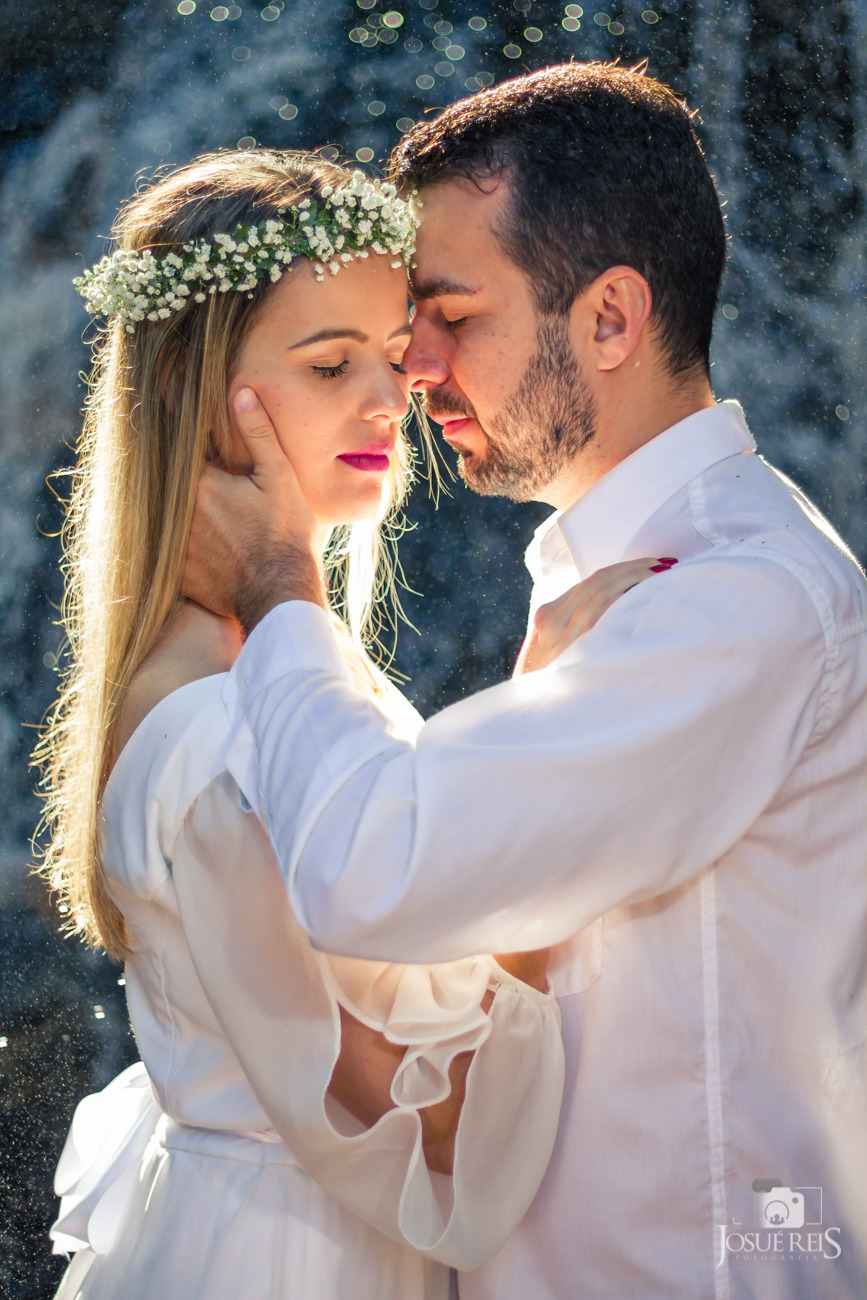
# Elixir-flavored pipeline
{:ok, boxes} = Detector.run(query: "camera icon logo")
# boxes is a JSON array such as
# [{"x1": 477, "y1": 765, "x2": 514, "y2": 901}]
[{"x1": 752, "y1": 1178, "x2": 805, "y2": 1229}]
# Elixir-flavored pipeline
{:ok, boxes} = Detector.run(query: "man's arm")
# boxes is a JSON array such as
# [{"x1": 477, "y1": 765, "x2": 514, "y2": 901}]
[{"x1": 224, "y1": 554, "x2": 826, "y2": 963}]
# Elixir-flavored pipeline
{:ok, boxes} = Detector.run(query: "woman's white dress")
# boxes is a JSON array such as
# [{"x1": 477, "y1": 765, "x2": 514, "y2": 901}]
[{"x1": 50, "y1": 661, "x2": 565, "y2": 1300}]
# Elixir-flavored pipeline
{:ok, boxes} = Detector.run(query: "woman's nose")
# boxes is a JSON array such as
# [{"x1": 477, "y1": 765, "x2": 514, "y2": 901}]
[{"x1": 360, "y1": 363, "x2": 410, "y2": 422}]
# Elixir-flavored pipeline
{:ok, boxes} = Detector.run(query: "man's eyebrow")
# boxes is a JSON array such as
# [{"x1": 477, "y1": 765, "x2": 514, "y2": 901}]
[{"x1": 410, "y1": 277, "x2": 479, "y2": 302}]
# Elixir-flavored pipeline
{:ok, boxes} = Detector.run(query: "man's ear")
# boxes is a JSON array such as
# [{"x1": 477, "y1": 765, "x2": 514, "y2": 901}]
[{"x1": 570, "y1": 266, "x2": 652, "y2": 372}]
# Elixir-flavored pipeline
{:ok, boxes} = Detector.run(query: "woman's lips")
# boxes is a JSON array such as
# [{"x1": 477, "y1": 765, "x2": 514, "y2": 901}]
[{"x1": 337, "y1": 445, "x2": 392, "y2": 473}]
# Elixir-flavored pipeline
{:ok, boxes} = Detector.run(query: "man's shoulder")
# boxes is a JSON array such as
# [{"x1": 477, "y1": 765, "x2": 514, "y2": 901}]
[{"x1": 695, "y1": 452, "x2": 867, "y2": 640}]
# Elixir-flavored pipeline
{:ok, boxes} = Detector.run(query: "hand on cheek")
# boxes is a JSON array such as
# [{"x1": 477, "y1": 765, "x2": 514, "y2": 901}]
[{"x1": 183, "y1": 387, "x2": 325, "y2": 633}]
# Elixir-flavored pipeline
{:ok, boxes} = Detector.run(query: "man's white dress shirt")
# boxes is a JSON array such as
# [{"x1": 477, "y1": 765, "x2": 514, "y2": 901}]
[{"x1": 224, "y1": 402, "x2": 867, "y2": 1299}]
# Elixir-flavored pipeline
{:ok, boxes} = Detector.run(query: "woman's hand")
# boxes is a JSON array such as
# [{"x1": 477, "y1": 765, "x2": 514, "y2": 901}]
[{"x1": 514, "y1": 557, "x2": 677, "y2": 675}]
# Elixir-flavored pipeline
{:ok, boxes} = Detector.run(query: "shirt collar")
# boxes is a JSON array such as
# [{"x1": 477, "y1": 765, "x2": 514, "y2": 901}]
[{"x1": 525, "y1": 400, "x2": 756, "y2": 583}]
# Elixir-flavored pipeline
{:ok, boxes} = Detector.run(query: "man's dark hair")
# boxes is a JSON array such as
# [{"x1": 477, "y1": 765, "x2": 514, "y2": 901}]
[{"x1": 389, "y1": 62, "x2": 726, "y2": 381}]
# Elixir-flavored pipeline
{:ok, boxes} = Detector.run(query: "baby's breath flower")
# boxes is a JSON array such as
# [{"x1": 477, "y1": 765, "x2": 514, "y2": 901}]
[{"x1": 74, "y1": 176, "x2": 417, "y2": 330}]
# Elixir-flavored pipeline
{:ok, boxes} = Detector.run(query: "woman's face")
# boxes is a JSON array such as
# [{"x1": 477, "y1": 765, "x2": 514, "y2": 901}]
[{"x1": 229, "y1": 254, "x2": 411, "y2": 534}]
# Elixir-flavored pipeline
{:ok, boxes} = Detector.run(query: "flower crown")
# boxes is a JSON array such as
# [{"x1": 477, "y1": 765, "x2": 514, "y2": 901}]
[{"x1": 74, "y1": 172, "x2": 417, "y2": 332}]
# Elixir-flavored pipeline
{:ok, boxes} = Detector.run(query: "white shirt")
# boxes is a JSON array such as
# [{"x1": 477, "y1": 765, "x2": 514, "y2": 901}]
[{"x1": 224, "y1": 402, "x2": 867, "y2": 1299}]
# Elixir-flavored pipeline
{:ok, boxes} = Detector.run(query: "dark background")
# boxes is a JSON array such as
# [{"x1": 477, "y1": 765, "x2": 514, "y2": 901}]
[{"x1": 0, "y1": 1, "x2": 864, "y2": 1294}]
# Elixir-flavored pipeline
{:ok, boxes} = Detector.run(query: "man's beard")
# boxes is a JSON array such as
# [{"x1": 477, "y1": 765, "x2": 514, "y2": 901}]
[{"x1": 426, "y1": 315, "x2": 597, "y2": 502}]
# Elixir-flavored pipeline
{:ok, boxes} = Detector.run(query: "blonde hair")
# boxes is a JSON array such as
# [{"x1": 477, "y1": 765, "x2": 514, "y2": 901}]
[{"x1": 33, "y1": 149, "x2": 422, "y2": 961}]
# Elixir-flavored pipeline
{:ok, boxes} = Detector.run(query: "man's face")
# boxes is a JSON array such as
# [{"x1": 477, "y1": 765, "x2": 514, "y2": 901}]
[{"x1": 404, "y1": 177, "x2": 596, "y2": 503}]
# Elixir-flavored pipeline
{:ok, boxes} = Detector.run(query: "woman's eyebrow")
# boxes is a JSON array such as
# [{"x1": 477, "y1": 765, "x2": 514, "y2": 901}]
[
  {"x1": 289, "y1": 325, "x2": 412, "y2": 349},
  {"x1": 289, "y1": 328, "x2": 368, "y2": 349}
]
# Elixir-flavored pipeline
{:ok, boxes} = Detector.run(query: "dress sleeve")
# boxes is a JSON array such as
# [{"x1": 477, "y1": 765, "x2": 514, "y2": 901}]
[{"x1": 170, "y1": 771, "x2": 565, "y2": 1271}]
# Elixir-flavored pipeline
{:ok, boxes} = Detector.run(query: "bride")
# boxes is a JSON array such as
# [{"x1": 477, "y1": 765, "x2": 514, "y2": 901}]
[{"x1": 35, "y1": 148, "x2": 657, "y2": 1299}]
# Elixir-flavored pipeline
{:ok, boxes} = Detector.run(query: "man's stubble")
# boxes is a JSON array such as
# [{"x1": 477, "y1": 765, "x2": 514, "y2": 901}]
[{"x1": 427, "y1": 314, "x2": 597, "y2": 502}]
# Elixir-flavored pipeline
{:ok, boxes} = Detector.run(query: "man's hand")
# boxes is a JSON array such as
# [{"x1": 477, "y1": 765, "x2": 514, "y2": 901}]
[{"x1": 185, "y1": 388, "x2": 325, "y2": 634}]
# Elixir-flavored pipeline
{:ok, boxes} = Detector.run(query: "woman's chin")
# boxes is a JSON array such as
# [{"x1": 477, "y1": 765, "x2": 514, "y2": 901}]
[{"x1": 316, "y1": 484, "x2": 391, "y2": 530}]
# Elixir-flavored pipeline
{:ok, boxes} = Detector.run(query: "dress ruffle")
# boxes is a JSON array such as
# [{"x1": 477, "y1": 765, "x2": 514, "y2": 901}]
[{"x1": 51, "y1": 1062, "x2": 160, "y2": 1256}]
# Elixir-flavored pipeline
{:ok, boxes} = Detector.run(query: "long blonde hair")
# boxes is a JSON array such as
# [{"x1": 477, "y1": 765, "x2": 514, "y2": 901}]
[{"x1": 33, "y1": 149, "x2": 420, "y2": 961}]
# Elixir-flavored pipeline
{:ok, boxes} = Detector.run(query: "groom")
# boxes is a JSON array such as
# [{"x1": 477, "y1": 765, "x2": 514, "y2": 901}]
[{"x1": 187, "y1": 65, "x2": 867, "y2": 1298}]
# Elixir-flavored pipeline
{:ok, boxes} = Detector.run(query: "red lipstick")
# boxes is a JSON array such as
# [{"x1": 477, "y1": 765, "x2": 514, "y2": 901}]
[{"x1": 337, "y1": 444, "x2": 392, "y2": 473}]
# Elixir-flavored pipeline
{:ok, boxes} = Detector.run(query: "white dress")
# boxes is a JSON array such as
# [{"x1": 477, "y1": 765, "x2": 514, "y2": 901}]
[{"x1": 50, "y1": 666, "x2": 565, "y2": 1300}]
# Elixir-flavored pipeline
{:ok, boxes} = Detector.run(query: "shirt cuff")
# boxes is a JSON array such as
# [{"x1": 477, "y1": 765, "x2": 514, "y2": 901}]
[{"x1": 221, "y1": 601, "x2": 352, "y2": 819}]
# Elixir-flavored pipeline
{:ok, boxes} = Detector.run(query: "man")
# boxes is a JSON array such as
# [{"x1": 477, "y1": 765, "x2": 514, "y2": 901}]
[{"x1": 188, "y1": 65, "x2": 867, "y2": 1298}]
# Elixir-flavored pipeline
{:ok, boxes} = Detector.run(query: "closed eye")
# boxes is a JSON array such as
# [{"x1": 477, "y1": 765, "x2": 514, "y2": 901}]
[
  {"x1": 390, "y1": 362, "x2": 407, "y2": 375},
  {"x1": 312, "y1": 360, "x2": 349, "y2": 379},
  {"x1": 444, "y1": 316, "x2": 468, "y2": 332}
]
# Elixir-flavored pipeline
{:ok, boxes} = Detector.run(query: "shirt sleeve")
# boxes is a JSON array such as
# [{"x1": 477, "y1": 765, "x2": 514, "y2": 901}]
[
  {"x1": 222, "y1": 550, "x2": 829, "y2": 962},
  {"x1": 170, "y1": 772, "x2": 565, "y2": 1271}
]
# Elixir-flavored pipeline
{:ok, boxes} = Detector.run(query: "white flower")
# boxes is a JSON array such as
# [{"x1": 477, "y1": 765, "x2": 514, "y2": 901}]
[{"x1": 74, "y1": 176, "x2": 418, "y2": 329}]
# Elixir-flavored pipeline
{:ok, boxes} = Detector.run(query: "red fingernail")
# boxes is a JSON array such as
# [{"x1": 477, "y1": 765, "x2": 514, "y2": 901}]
[
  {"x1": 650, "y1": 564, "x2": 669, "y2": 572},
  {"x1": 658, "y1": 557, "x2": 678, "y2": 564}
]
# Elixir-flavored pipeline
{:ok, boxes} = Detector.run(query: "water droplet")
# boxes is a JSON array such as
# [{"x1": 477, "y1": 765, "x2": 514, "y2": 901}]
[
  {"x1": 227, "y1": 4, "x2": 242, "y2": 16},
  {"x1": 177, "y1": 0, "x2": 196, "y2": 12},
  {"x1": 594, "y1": 12, "x2": 610, "y2": 26},
  {"x1": 382, "y1": 10, "x2": 404, "y2": 27},
  {"x1": 434, "y1": 60, "x2": 455, "y2": 76},
  {"x1": 260, "y1": 4, "x2": 280, "y2": 19},
  {"x1": 475, "y1": 71, "x2": 494, "y2": 86},
  {"x1": 641, "y1": 8, "x2": 659, "y2": 22},
  {"x1": 356, "y1": 147, "x2": 375, "y2": 162},
  {"x1": 232, "y1": 45, "x2": 250, "y2": 59},
  {"x1": 836, "y1": 405, "x2": 850, "y2": 421},
  {"x1": 524, "y1": 26, "x2": 543, "y2": 41},
  {"x1": 357, "y1": 0, "x2": 376, "y2": 8},
  {"x1": 565, "y1": 3, "x2": 583, "y2": 14},
  {"x1": 396, "y1": 117, "x2": 415, "y2": 132},
  {"x1": 434, "y1": 19, "x2": 453, "y2": 33},
  {"x1": 432, "y1": 34, "x2": 450, "y2": 50},
  {"x1": 153, "y1": 139, "x2": 172, "y2": 156},
  {"x1": 447, "y1": 44, "x2": 465, "y2": 59},
  {"x1": 416, "y1": 74, "x2": 435, "y2": 89},
  {"x1": 367, "y1": 100, "x2": 386, "y2": 116},
  {"x1": 270, "y1": 95, "x2": 288, "y2": 110},
  {"x1": 349, "y1": 26, "x2": 366, "y2": 42},
  {"x1": 42, "y1": 651, "x2": 56, "y2": 669},
  {"x1": 278, "y1": 104, "x2": 298, "y2": 120},
  {"x1": 320, "y1": 146, "x2": 340, "y2": 161},
  {"x1": 210, "y1": 5, "x2": 229, "y2": 19},
  {"x1": 503, "y1": 43, "x2": 522, "y2": 58},
  {"x1": 468, "y1": 16, "x2": 486, "y2": 30},
  {"x1": 609, "y1": 21, "x2": 624, "y2": 34},
  {"x1": 237, "y1": 136, "x2": 257, "y2": 149},
  {"x1": 562, "y1": 16, "x2": 580, "y2": 29},
  {"x1": 404, "y1": 36, "x2": 422, "y2": 51},
  {"x1": 721, "y1": 303, "x2": 738, "y2": 320}
]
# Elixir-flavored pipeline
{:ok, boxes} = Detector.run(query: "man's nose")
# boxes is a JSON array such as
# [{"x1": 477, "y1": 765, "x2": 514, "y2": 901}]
[{"x1": 403, "y1": 320, "x2": 451, "y2": 393}]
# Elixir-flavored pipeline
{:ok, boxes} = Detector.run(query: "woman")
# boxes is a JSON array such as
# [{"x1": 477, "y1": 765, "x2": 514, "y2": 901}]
[{"x1": 36, "y1": 149, "x2": 662, "y2": 1300}]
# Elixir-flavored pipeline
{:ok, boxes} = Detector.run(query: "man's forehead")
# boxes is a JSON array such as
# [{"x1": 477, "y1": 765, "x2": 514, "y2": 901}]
[{"x1": 410, "y1": 177, "x2": 510, "y2": 298}]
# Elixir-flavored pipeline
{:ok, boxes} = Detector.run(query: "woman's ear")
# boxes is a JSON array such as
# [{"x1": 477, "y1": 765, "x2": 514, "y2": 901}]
[{"x1": 570, "y1": 266, "x2": 652, "y2": 372}]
